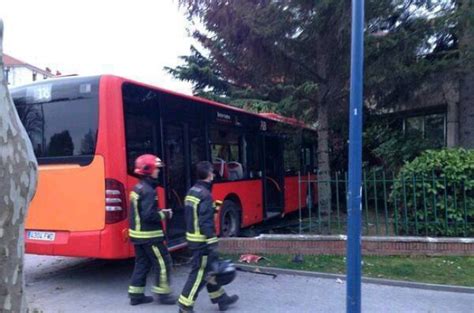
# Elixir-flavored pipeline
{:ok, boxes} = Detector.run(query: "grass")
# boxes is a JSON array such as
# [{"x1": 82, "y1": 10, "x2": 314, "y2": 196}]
[{"x1": 223, "y1": 254, "x2": 474, "y2": 287}]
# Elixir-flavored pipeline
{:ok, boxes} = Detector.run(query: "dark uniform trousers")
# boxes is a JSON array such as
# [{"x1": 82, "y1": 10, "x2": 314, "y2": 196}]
[
  {"x1": 178, "y1": 247, "x2": 225, "y2": 308},
  {"x1": 128, "y1": 241, "x2": 172, "y2": 298}
]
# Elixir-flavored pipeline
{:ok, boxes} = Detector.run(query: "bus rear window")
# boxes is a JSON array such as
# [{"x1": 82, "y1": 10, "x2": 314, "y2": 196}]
[{"x1": 11, "y1": 77, "x2": 100, "y2": 165}]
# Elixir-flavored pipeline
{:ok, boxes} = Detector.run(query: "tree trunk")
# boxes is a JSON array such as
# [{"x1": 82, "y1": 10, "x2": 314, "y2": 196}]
[
  {"x1": 458, "y1": 0, "x2": 474, "y2": 148},
  {"x1": 0, "y1": 20, "x2": 38, "y2": 313},
  {"x1": 316, "y1": 101, "x2": 331, "y2": 216}
]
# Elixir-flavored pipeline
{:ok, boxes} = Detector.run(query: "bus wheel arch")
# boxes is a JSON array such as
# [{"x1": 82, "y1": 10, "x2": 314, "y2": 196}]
[{"x1": 220, "y1": 194, "x2": 241, "y2": 237}]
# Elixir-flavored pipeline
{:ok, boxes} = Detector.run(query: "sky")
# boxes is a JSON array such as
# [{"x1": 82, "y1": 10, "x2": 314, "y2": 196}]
[{"x1": 1, "y1": 0, "x2": 194, "y2": 94}]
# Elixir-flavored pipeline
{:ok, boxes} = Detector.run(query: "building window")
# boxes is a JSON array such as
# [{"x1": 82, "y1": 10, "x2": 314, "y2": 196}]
[
  {"x1": 403, "y1": 113, "x2": 446, "y2": 147},
  {"x1": 33, "y1": 72, "x2": 37, "y2": 81},
  {"x1": 4, "y1": 68, "x2": 10, "y2": 85},
  {"x1": 405, "y1": 116, "x2": 424, "y2": 136},
  {"x1": 425, "y1": 114, "x2": 446, "y2": 147}
]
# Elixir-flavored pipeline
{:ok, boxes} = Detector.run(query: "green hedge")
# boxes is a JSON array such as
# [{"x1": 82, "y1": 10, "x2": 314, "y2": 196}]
[{"x1": 391, "y1": 149, "x2": 474, "y2": 236}]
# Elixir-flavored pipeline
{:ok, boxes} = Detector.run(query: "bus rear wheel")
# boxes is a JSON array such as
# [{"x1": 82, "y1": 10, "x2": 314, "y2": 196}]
[{"x1": 220, "y1": 200, "x2": 240, "y2": 237}]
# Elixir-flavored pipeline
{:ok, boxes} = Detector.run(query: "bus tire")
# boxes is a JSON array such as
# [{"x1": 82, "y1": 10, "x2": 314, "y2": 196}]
[{"x1": 220, "y1": 200, "x2": 241, "y2": 237}]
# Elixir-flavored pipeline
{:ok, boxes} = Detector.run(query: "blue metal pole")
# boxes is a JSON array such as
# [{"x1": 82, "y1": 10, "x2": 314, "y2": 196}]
[{"x1": 346, "y1": 0, "x2": 365, "y2": 312}]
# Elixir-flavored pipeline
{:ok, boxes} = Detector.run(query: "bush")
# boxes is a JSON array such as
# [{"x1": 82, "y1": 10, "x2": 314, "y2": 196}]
[{"x1": 391, "y1": 149, "x2": 474, "y2": 237}]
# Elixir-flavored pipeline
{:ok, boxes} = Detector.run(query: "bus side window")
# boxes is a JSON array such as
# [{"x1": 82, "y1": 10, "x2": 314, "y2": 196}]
[
  {"x1": 246, "y1": 134, "x2": 261, "y2": 179},
  {"x1": 284, "y1": 137, "x2": 299, "y2": 175},
  {"x1": 210, "y1": 128, "x2": 243, "y2": 181},
  {"x1": 313, "y1": 144, "x2": 318, "y2": 174},
  {"x1": 122, "y1": 84, "x2": 160, "y2": 176},
  {"x1": 301, "y1": 146, "x2": 317, "y2": 174},
  {"x1": 302, "y1": 130, "x2": 317, "y2": 174},
  {"x1": 301, "y1": 147, "x2": 309, "y2": 174},
  {"x1": 125, "y1": 116, "x2": 157, "y2": 169}
]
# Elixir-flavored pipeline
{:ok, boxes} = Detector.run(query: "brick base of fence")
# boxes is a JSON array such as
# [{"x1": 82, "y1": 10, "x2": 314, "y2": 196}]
[{"x1": 218, "y1": 235, "x2": 474, "y2": 256}]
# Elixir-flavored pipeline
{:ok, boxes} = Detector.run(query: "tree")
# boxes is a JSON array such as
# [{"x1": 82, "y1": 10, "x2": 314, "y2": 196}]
[
  {"x1": 169, "y1": 0, "x2": 459, "y2": 215},
  {"x1": 364, "y1": 1, "x2": 460, "y2": 108},
  {"x1": 458, "y1": 0, "x2": 474, "y2": 148},
  {"x1": 0, "y1": 20, "x2": 38, "y2": 313}
]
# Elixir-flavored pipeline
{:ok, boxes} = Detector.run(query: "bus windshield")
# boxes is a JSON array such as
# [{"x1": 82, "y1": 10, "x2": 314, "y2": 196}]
[{"x1": 11, "y1": 77, "x2": 100, "y2": 165}]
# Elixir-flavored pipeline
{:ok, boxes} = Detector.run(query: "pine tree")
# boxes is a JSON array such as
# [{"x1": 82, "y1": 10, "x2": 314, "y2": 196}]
[{"x1": 169, "y1": 0, "x2": 462, "y2": 215}]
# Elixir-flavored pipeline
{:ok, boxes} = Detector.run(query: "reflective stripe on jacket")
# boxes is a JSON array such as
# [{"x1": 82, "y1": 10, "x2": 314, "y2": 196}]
[
  {"x1": 184, "y1": 180, "x2": 218, "y2": 249},
  {"x1": 128, "y1": 177, "x2": 167, "y2": 244}
]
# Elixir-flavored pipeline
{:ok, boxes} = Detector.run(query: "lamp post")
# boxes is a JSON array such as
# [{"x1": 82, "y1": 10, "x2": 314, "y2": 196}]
[{"x1": 346, "y1": 0, "x2": 365, "y2": 312}]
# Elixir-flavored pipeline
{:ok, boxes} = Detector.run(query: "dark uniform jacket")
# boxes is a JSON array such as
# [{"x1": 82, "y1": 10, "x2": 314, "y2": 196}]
[
  {"x1": 183, "y1": 180, "x2": 218, "y2": 250},
  {"x1": 128, "y1": 177, "x2": 169, "y2": 244}
]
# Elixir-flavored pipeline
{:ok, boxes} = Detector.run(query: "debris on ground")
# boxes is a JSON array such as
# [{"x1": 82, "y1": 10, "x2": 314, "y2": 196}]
[{"x1": 239, "y1": 254, "x2": 266, "y2": 263}]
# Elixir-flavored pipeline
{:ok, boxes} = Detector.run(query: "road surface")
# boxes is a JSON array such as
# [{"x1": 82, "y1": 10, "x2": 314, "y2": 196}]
[{"x1": 25, "y1": 254, "x2": 473, "y2": 313}]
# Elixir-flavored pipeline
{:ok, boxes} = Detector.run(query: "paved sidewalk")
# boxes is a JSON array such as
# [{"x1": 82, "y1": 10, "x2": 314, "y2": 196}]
[{"x1": 25, "y1": 255, "x2": 473, "y2": 313}]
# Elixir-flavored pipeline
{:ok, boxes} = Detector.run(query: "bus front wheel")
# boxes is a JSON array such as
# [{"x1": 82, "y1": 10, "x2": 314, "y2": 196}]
[{"x1": 220, "y1": 200, "x2": 241, "y2": 237}]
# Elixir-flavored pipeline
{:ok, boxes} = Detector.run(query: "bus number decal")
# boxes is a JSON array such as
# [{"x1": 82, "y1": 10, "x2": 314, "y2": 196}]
[{"x1": 29, "y1": 85, "x2": 52, "y2": 102}]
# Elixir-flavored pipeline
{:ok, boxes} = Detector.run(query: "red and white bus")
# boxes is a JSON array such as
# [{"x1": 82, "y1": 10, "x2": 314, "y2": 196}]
[{"x1": 11, "y1": 75, "x2": 317, "y2": 259}]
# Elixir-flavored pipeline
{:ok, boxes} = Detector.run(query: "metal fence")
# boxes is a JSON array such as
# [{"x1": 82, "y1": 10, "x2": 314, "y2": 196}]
[{"x1": 296, "y1": 170, "x2": 474, "y2": 237}]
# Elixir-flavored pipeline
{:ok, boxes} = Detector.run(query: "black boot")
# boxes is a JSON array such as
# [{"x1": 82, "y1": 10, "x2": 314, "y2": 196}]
[
  {"x1": 158, "y1": 293, "x2": 177, "y2": 305},
  {"x1": 217, "y1": 294, "x2": 239, "y2": 311},
  {"x1": 130, "y1": 295, "x2": 154, "y2": 306},
  {"x1": 178, "y1": 304, "x2": 195, "y2": 313}
]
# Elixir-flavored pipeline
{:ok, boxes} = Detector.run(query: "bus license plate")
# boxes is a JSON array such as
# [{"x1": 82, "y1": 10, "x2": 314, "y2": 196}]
[{"x1": 27, "y1": 231, "x2": 55, "y2": 241}]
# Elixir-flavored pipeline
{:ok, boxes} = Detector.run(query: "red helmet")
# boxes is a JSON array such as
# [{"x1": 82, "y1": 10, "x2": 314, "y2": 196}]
[{"x1": 134, "y1": 154, "x2": 165, "y2": 176}]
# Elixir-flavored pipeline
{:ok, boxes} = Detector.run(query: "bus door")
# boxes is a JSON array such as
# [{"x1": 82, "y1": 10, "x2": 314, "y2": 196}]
[
  {"x1": 262, "y1": 135, "x2": 284, "y2": 218},
  {"x1": 163, "y1": 122, "x2": 206, "y2": 244},
  {"x1": 163, "y1": 123, "x2": 187, "y2": 244}
]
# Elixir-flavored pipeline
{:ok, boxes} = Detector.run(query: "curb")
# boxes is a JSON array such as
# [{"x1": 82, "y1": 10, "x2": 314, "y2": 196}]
[
  {"x1": 236, "y1": 264, "x2": 474, "y2": 294},
  {"x1": 253, "y1": 234, "x2": 474, "y2": 243}
]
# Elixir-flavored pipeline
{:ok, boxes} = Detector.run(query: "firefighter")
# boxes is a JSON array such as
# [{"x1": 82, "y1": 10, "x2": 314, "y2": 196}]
[
  {"x1": 128, "y1": 154, "x2": 177, "y2": 306},
  {"x1": 178, "y1": 161, "x2": 239, "y2": 313}
]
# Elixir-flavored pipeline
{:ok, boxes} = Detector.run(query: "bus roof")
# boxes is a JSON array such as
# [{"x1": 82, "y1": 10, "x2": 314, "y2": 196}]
[{"x1": 12, "y1": 74, "x2": 314, "y2": 130}]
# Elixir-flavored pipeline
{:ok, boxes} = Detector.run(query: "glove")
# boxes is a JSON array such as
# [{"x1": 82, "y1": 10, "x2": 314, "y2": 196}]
[
  {"x1": 161, "y1": 208, "x2": 173, "y2": 219},
  {"x1": 214, "y1": 200, "x2": 223, "y2": 213}
]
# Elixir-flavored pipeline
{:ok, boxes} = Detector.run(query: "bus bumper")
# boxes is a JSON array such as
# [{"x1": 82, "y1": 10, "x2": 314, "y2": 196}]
[{"x1": 25, "y1": 223, "x2": 131, "y2": 259}]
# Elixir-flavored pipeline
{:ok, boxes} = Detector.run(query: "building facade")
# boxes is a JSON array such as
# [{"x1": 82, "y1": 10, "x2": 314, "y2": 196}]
[
  {"x1": 378, "y1": 71, "x2": 473, "y2": 150},
  {"x1": 3, "y1": 54, "x2": 57, "y2": 87}
]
